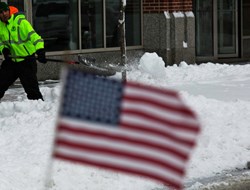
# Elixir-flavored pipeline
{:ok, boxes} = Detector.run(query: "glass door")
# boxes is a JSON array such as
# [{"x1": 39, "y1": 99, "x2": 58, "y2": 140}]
[
  {"x1": 217, "y1": 0, "x2": 238, "y2": 57},
  {"x1": 195, "y1": 0, "x2": 239, "y2": 58},
  {"x1": 242, "y1": 0, "x2": 250, "y2": 57},
  {"x1": 195, "y1": 0, "x2": 213, "y2": 56}
]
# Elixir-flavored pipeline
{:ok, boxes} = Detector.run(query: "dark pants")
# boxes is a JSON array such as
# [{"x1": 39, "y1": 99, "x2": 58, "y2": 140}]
[{"x1": 0, "y1": 58, "x2": 43, "y2": 100}]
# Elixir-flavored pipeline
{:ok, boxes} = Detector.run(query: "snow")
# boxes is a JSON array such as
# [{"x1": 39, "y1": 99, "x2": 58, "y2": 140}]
[
  {"x1": 173, "y1": 12, "x2": 184, "y2": 18},
  {"x1": 138, "y1": 52, "x2": 166, "y2": 79},
  {"x1": 183, "y1": 41, "x2": 188, "y2": 48},
  {"x1": 1, "y1": 52, "x2": 250, "y2": 190},
  {"x1": 164, "y1": 11, "x2": 171, "y2": 19},
  {"x1": 185, "y1": 12, "x2": 194, "y2": 18}
]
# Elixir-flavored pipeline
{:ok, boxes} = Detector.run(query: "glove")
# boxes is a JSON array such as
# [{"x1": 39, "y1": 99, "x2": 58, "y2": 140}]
[
  {"x1": 2, "y1": 48, "x2": 11, "y2": 61},
  {"x1": 0, "y1": 60, "x2": 9, "y2": 70},
  {"x1": 36, "y1": 49, "x2": 47, "y2": 64}
]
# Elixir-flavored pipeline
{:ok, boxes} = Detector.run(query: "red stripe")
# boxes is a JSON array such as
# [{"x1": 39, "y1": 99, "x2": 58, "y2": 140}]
[
  {"x1": 54, "y1": 153, "x2": 182, "y2": 190},
  {"x1": 125, "y1": 81, "x2": 179, "y2": 98},
  {"x1": 121, "y1": 109, "x2": 200, "y2": 133},
  {"x1": 123, "y1": 95, "x2": 196, "y2": 117},
  {"x1": 55, "y1": 139, "x2": 185, "y2": 175},
  {"x1": 58, "y1": 124, "x2": 189, "y2": 160},
  {"x1": 119, "y1": 122, "x2": 196, "y2": 147}
]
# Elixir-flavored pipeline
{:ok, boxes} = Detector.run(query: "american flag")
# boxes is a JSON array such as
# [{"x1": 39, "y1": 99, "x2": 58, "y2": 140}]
[{"x1": 53, "y1": 68, "x2": 200, "y2": 190}]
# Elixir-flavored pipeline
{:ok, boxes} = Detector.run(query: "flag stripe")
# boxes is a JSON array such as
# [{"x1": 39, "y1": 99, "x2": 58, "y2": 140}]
[
  {"x1": 122, "y1": 100, "x2": 198, "y2": 125},
  {"x1": 54, "y1": 145, "x2": 184, "y2": 182},
  {"x1": 122, "y1": 100, "x2": 199, "y2": 126},
  {"x1": 120, "y1": 115, "x2": 199, "y2": 141},
  {"x1": 54, "y1": 153, "x2": 182, "y2": 189},
  {"x1": 58, "y1": 118, "x2": 193, "y2": 154},
  {"x1": 56, "y1": 129, "x2": 187, "y2": 168},
  {"x1": 55, "y1": 138, "x2": 185, "y2": 175},
  {"x1": 119, "y1": 122, "x2": 197, "y2": 147},
  {"x1": 54, "y1": 141, "x2": 184, "y2": 183},
  {"x1": 57, "y1": 123, "x2": 190, "y2": 160},
  {"x1": 123, "y1": 95, "x2": 196, "y2": 117},
  {"x1": 125, "y1": 82, "x2": 179, "y2": 98},
  {"x1": 124, "y1": 83, "x2": 185, "y2": 108},
  {"x1": 54, "y1": 149, "x2": 183, "y2": 182},
  {"x1": 121, "y1": 109, "x2": 199, "y2": 132},
  {"x1": 123, "y1": 83, "x2": 200, "y2": 131}
]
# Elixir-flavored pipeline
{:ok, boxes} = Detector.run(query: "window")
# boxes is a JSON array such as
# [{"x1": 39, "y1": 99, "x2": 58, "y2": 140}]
[
  {"x1": 124, "y1": 0, "x2": 141, "y2": 46},
  {"x1": 243, "y1": 0, "x2": 250, "y2": 36},
  {"x1": 195, "y1": 0, "x2": 238, "y2": 57},
  {"x1": 81, "y1": 0, "x2": 103, "y2": 49},
  {"x1": 217, "y1": 0, "x2": 237, "y2": 54},
  {"x1": 32, "y1": 0, "x2": 79, "y2": 51},
  {"x1": 32, "y1": 0, "x2": 141, "y2": 52},
  {"x1": 7, "y1": 0, "x2": 24, "y2": 11},
  {"x1": 105, "y1": 1, "x2": 120, "y2": 48},
  {"x1": 194, "y1": 0, "x2": 213, "y2": 56}
]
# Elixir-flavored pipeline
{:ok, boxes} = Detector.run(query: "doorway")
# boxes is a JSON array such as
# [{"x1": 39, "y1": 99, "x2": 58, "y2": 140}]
[
  {"x1": 195, "y1": 0, "x2": 238, "y2": 59},
  {"x1": 242, "y1": 0, "x2": 250, "y2": 57},
  {"x1": 217, "y1": 0, "x2": 238, "y2": 57}
]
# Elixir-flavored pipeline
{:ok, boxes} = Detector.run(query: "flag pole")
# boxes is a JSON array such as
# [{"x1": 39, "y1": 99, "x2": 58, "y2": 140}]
[
  {"x1": 119, "y1": 0, "x2": 127, "y2": 81},
  {"x1": 42, "y1": 68, "x2": 68, "y2": 190},
  {"x1": 42, "y1": 112, "x2": 63, "y2": 190},
  {"x1": 42, "y1": 111, "x2": 63, "y2": 189},
  {"x1": 42, "y1": 157, "x2": 55, "y2": 190}
]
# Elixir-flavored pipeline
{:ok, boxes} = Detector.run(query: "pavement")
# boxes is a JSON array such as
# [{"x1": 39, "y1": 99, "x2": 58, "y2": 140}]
[{"x1": 185, "y1": 168, "x2": 250, "y2": 190}]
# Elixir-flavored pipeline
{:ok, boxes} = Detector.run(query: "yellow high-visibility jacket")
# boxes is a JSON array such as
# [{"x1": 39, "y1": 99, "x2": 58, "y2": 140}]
[{"x1": 0, "y1": 12, "x2": 44, "y2": 62}]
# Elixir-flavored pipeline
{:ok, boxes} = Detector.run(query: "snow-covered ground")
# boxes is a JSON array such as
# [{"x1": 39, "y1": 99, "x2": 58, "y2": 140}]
[{"x1": 1, "y1": 52, "x2": 250, "y2": 190}]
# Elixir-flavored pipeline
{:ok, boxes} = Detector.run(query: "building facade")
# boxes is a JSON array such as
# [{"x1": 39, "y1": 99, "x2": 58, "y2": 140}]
[
  {"x1": 143, "y1": 0, "x2": 250, "y2": 64},
  {"x1": 2, "y1": 0, "x2": 250, "y2": 80}
]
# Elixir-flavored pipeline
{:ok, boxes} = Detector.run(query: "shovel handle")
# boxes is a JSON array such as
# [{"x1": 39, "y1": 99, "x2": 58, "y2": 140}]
[{"x1": 9, "y1": 55, "x2": 80, "y2": 64}]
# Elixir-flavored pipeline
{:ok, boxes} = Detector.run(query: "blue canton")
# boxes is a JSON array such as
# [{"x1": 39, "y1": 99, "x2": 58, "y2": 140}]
[{"x1": 61, "y1": 69, "x2": 123, "y2": 125}]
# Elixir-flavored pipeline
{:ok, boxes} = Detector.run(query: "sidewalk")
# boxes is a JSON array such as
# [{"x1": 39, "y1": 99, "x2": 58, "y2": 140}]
[{"x1": 186, "y1": 168, "x2": 250, "y2": 190}]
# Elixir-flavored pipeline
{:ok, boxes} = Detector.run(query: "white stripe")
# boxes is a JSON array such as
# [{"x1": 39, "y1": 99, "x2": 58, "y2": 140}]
[
  {"x1": 122, "y1": 101, "x2": 199, "y2": 126},
  {"x1": 57, "y1": 131, "x2": 187, "y2": 168},
  {"x1": 55, "y1": 146, "x2": 183, "y2": 183},
  {"x1": 124, "y1": 85, "x2": 183, "y2": 107},
  {"x1": 58, "y1": 118, "x2": 193, "y2": 153},
  {"x1": 120, "y1": 114, "x2": 198, "y2": 140}
]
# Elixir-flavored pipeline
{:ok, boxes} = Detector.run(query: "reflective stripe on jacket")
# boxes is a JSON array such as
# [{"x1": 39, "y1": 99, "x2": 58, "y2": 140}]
[{"x1": 0, "y1": 12, "x2": 44, "y2": 62}]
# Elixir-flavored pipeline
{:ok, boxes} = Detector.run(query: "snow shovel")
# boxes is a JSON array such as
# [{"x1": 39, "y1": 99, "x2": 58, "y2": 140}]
[
  {"x1": 8, "y1": 55, "x2": 116, "y2": 76},
  {"x1": 78, "y1": 54, "x2": 127, "y2": 72}
]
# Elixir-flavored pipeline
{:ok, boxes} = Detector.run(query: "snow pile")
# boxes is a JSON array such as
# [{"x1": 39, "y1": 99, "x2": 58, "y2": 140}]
[
  {"x1": 0, "y1": 52, "x2": 250, "y2": 190},
  {"x1": 138, "y1": 52, "x2": 166, "y2": 79}
]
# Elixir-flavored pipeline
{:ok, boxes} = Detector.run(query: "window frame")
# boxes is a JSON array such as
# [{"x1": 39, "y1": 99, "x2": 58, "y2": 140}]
[{"x1": 26, "y1": 0, "x2": 143, "y2": 55}]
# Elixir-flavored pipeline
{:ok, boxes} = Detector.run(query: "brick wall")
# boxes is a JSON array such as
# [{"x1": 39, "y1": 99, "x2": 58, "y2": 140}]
[{"x1": 143, "y1": 0, "x2": 193, "y2": 13}]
